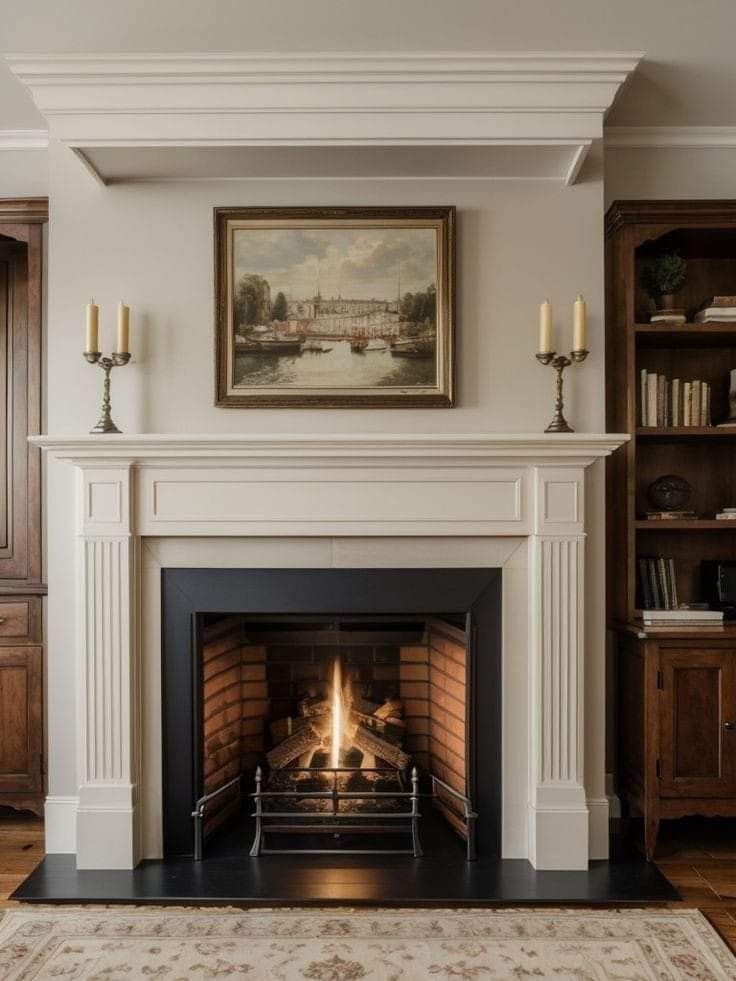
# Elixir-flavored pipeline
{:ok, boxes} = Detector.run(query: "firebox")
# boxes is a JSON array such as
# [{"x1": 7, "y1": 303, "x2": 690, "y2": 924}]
[{"x1": 161, "y1": 568, "x2": 501, "y2": 863}]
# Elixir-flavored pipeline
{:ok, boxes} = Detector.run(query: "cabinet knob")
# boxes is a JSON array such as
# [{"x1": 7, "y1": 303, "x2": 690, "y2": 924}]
[
  {"x1": 0, "y1": 617, "x2": 5, "y2": 625},
  {"x1": 725, "y1": 722, "x2": 735, "y2": 731}
]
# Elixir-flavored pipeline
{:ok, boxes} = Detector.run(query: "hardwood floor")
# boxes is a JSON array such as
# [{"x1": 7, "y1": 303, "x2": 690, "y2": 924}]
[
  {"x1": 1, "y1": 808, "x2": 735, "y2": 954},
  {"x1": 651, "y1": 816, "x2": 736, "y2": 953},
  {"x1": 0, "y1": 808, "x2": 44, "y2": 909}
]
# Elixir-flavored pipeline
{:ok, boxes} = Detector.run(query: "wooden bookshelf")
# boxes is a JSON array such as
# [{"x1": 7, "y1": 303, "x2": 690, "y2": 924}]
[
  {"x1": 606, "y1": 201, "x2": 736, "y2": 860},
  {"x1": 606, "y1": 200, "x2": 736, "y2": 622}
]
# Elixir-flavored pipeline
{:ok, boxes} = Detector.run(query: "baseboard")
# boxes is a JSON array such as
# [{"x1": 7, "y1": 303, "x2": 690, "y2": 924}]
[
  {"x1": 44, "y1": 795, "x2": 78, "y2": 854},
  {"x1": 605, "y1": 772, "x2": 622, "y2": 820},
  {"x1": 587, "y1": 796, "x2": 611, "y2": 860}
]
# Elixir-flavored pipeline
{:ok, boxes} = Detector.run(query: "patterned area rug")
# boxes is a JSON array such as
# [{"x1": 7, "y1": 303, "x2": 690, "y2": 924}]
[{"x1": 0, "y1": 906, "x2": 734, "y2": 979}]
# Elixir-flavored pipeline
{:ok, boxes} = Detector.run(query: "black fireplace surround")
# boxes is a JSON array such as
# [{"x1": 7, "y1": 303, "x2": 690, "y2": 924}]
[{"x1": 161, "y1": 568, "x2": 502, "y2": 859}]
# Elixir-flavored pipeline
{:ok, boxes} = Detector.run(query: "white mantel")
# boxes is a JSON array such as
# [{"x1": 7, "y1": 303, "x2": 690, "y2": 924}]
[
  {"x1": 6, "y1": 51, "x2": 641, "y2": 184},
  {"x1": 33, "y1": 432, "x2": 627, "y2": 872}
]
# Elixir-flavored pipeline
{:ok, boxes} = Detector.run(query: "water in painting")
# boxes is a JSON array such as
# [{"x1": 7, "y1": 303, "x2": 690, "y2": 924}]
[{"x1": 231, "y1": 225, "x2": 438, "y2": 389}]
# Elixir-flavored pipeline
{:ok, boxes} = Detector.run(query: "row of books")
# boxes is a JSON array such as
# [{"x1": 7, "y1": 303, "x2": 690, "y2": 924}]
[
  {"x1": 639, "y1": 371, "x2": 711, "y2": 427},
  {"x1": 638, "y1": 556, "x2": 679, "y2": 610}
]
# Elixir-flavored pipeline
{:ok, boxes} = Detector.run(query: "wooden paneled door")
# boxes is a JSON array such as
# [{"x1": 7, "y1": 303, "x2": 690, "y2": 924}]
[
  {"x1": 0, "y1": 199, "x2": 47, "y2": 817},
  {"x1": 659, "y1": 648, "x2": 736, "y2": 799},
  {"x1": 0, "y1": 647, "x2": 42, "y2": 811}
]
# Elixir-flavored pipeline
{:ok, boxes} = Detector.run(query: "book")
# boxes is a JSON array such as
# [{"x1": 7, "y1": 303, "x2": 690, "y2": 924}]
[
  {"x1": 692, "y1": 379, "x2": 701, "y2": 427},
  {"x1": 657, "y1": 556, "x2": 670, "y2": 608},
  {"x1": 647, "y1": 372, "x2": 658, "y2": 427},
  {"x1": 640, "y1": 368, "x2": 648, "y2": 425},
  {"x1": 672, "y1": 378, "x2": 681, "y2": 426},
  {"x1": 643, "y1": 609, "x2": 722, "y2": 622},
  {"x1": 643, "y1": 624, "x2": 725, "y2": 633},
  {"x1": 638, "y1": 558, "x2": 654, "y2": 610},
  {"x1": 694, "y1": 309, "x2": 736, "y2": 323},
  {"x1": 645, "y1": 511, "x2": 696, "y2": 520},
  {"x1": 683, "y1": 381, "x2": 692, "y2": 426}
]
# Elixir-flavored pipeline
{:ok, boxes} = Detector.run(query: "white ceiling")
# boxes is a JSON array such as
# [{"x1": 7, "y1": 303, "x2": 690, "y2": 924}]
[{"x1": 2, "y1": 0, "x2": 736, "y2": 131}]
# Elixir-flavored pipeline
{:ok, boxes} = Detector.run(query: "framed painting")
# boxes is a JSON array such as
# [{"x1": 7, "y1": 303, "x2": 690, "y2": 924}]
[{"x1": 214, "y1": 206, "x2": 455, "y2": 407}]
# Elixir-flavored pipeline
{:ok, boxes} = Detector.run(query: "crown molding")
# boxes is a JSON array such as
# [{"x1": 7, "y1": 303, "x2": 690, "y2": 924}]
[
  {"x1": 0, "y1": 129, "x2": 48, "y2": 149},
  {"x1": 605, "y1": 126, "x2": 736, "y2": 149},
  {"x1": 5, "y1": 51, "x2": 642, "y2": 185}
]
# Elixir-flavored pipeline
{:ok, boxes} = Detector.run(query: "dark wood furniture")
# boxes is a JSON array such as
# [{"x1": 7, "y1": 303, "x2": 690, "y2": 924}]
[
  {"x1": 606, "y1": 200, "x2": 736, "y2": 858},
  {"x1": 0, "y1": 199, "x2": 47, "y2": 817}
]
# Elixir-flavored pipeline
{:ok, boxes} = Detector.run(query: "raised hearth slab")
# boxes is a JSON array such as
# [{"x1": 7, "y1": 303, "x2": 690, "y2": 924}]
[{"x1": 14, "y1": 820, "x2": 677, "y2": 905}]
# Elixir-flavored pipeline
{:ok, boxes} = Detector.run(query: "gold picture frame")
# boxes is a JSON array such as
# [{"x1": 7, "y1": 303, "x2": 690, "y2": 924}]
[{"x1": 214, "y1": 206, "x2": 455, "y2": 407}]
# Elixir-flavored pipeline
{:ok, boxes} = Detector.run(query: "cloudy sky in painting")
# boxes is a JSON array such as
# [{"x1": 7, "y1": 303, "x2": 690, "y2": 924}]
[{"x1": 233, "y1": 225, "x2": 437, "y2": 301}]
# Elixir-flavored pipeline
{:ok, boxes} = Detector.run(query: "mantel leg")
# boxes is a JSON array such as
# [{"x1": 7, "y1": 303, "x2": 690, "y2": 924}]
[
  {"x1": 528, "y1": 466, "x2": 589, "y2": 870},
  {"x1": 75, "y1": 466, "x2": 140, "y2": 869}
]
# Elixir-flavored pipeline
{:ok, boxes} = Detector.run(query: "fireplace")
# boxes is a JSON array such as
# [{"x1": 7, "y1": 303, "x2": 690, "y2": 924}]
[
  {"x1": 30, "y1": 432, "x2": 625, "y2": 872},
  {"x1": 161, "y1": 568, "x2": 501, "y2": 861}
]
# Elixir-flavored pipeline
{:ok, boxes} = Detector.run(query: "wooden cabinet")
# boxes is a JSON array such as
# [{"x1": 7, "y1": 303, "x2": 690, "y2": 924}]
[
  {"x1": 616, "y1": 626, "x2": 736, "y2": 859},
  {"x1": 0, "y1": 647, "x2": 43, "y2": 811},
  {"x1": 659, "y1": 648, "x2": 736, "y2": 799},
  {"x1": 0, "y1": 199, "x2": 47, "y2": 817}
]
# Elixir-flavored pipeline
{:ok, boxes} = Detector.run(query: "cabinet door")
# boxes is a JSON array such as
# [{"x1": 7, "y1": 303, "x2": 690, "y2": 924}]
[
  {"x1": 0, "y1": 647, "x2": 42, "y2": 793},
  {"x1": 659, "y1": 648, "x2": 736, "y2": 798}
]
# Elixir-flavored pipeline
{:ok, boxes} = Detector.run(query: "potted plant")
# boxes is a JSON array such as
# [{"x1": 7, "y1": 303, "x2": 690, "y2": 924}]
[{"x1": 642, "y1": 253, "x2": 687, "y2": 311}]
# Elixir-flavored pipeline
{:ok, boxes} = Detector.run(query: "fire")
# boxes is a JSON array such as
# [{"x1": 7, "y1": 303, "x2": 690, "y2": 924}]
[{"x1": 330, "y1": 654, "x2": 343, "y2": 768}]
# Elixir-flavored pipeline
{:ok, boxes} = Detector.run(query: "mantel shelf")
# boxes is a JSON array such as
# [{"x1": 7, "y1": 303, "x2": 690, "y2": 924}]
[{"x1": 29, "y1": 432, "x2": 629, "y2": 464}]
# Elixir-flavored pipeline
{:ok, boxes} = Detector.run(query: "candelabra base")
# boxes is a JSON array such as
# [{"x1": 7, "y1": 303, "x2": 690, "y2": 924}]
[
  {"x1": 89, "y1": 417, "x2": 122, "y2": 435},
  {"x1": 544, "y1": 415, "x2": 574, "y2": 434},
  {"x1": 84, "y1": 350, "x2": 130, "y2": 435},
  {"x1": 536, "y1": 349, "x2": 588, "y2": 434}
]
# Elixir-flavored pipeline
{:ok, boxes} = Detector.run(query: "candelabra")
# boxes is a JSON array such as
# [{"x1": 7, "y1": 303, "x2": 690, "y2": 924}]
[
  {"x1": 535, "y1": 348, "x2": 589, "y2": 433},
  {"x1": 83, "y1": 351, "x2": 131, "y2": 434}
]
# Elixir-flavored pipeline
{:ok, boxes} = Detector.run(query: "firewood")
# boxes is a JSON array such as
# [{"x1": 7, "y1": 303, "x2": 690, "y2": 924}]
[
  {"x1": 353, "y1": 724, "x2": 410, "y2": 770},
  {"x1": 269, "y1": 715, "x2": 309, "y2": 745},
  {"x1": 266, "y1": 723, "x2": 321, "y2": 769},
  {"x1": 298, "y1": 697, "x2": 331, "y2": 718},
  {"x1": 374, "y1": 697, "x2": 404, "y2": 721}
]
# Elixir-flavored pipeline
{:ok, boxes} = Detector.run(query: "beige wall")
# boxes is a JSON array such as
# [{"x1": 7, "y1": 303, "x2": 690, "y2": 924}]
[
  {"x1": 605, "y1": 147, "x2": 736, "y2": 205},
  {"x1": 0, "y1": 149, "x2": 47, "y2": 198}
]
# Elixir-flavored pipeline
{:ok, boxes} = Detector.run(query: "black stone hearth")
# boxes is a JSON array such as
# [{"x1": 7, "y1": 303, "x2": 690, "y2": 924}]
[{"x1": 13, "y1": 820, "x2": 678, "y2": 905}]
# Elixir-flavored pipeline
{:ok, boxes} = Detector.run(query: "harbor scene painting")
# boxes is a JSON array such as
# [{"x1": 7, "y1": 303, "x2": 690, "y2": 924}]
[{"x1": 215, "y1": 207, "x2": 454, "y2": 406}]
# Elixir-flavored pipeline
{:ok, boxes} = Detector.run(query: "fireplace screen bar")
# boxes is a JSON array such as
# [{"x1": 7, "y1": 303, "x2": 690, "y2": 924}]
[{"x1": 191, "y1": 768, "x2": 477, "y2": 861}]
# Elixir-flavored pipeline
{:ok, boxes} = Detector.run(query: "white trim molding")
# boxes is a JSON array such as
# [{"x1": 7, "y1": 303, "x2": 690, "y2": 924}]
[
  {"x1": 0, "y1": 129, "x2": 48, "y2": 149},
  {"x1": 6, "y1": 51, "x2": 642, "y2": 184},
  {"x1": 44, "y1": 795, "x2": 79, "y2": 854},
  {"x1": 34, "y1": 432, "x2": 627, "y2": 872},
  {"x1": 605, "y1": 126, "x2": 736, "y2": 149}
]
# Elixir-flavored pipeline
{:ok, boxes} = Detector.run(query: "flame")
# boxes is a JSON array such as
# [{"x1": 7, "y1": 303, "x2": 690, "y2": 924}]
[{"x1": 330, "y1": 654, "x2": 343, "y2": 769}]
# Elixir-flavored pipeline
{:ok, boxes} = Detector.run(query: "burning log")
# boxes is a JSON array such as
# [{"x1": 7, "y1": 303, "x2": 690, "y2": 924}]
[
  {"x1": 266, "y1": 722, "x2": 321, "y2": 770},
  {"x1": 353, "y1": 723, "x2": 410, "y2": 770},
  {"x1": 269, "y1": 715, "x2": 310, "y2": 745}
]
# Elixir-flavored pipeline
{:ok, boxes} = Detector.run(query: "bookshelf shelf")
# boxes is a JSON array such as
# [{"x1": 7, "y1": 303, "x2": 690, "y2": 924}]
[
  {"x1": 636, "y1": 426, "x2": 736, "y2": 438},
  {"x1": 635, "y1": 520, "x2": 736, "y2": 530},
  {"x1": 635, "y1": 323, "x2": 736, "y2": 348}
]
